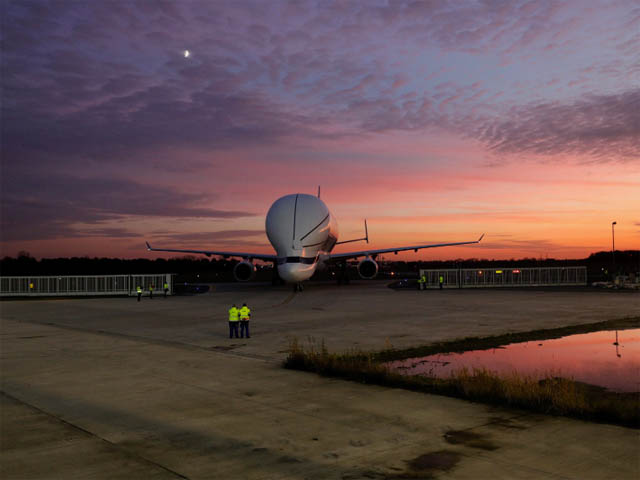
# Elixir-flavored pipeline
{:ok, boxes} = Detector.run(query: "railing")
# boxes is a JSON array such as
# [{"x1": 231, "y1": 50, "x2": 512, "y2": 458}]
[
  {"x1": 0, "y1": 274, "x2": 174, "y2": 297},
  {"x1": 419, "y1": 267, "x2": 587, "y2": 288}
]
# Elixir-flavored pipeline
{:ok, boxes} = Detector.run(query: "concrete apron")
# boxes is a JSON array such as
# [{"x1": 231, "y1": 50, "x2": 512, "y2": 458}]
[
  {"x1": 0, "y1": 321, "x2": 637, "y2": 479},
  {"x1": 1, "y1": 285, "x2": 639, "y2": 479}
]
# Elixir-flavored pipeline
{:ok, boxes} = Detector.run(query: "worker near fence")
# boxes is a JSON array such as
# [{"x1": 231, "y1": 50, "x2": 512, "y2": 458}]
[
  {"x1": 136, "y1": 285, "x2": 142, "y2": 301},
  {"x1": 239, "y1": 303, "x2": 251, "y2": 338},
  {"x1": 419, "y1": 274, "x2": 427, "y2": 291},
  {"x1": 228, "y1": 304, "x2": 240, "y2": 338},
  {"x1": 439, "y1": 275, "x2": 444, "y2": 289},
  {"x1": 163, "y1": 282, "x2": 169, "y2": 298},
  {"x1": 149, "y1": 284, "x2": 154, "y2": 299}
]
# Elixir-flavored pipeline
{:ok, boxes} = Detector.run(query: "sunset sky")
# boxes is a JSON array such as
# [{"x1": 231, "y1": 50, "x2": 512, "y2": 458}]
[{"x1": 1, "y1": 0, "x2": 638, "y2": 260}]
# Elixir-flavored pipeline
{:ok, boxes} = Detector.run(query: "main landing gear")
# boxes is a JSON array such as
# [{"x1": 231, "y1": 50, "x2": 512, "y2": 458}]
[
  {"x1": 294, "y1": 283, "x2": 304, "y2": 292},
  {"x1": 336, "y1": 262, "x2": 350, "y2": 285}
]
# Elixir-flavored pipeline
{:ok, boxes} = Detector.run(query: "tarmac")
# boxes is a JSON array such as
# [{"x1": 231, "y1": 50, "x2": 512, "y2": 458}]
[{"x1": 1, "y1": 281, "x2": 639, "y2": 479}]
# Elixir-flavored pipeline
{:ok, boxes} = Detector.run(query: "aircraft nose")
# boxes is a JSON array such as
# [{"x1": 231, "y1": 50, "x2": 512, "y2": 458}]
[{"x1": 278, "y1": 263, "x2": 314, "y2": 283}]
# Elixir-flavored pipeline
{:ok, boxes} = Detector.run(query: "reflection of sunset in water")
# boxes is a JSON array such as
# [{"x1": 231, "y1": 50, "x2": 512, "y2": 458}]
[{"x1": 390, "y1": 329, "x2": 640, "y2": 393}]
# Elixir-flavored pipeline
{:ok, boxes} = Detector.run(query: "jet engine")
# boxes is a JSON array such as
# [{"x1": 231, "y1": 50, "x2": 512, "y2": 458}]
[
  {"x1": 357, "y1": 257, "x2": 378, "y2": 279},
  {"x1": 233, "y1": 260, "x2": 256, "y2": 282}
]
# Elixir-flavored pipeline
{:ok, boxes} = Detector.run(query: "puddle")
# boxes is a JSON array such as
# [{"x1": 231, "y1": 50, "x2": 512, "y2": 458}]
[{"x1": 389, "y1": 329, "x2": 640, "y2": 392}]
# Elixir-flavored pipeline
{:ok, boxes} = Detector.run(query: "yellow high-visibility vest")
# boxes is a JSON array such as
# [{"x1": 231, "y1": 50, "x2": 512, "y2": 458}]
[
  {"x1": 136, "y1": 286, "x2": 142, "y2": 293},
  {"x1": 439, "y1": 276, "x2": 444, "y2": 282},
  {"x1": 239, "y1": 306, "x2": 251, "y2": 320},
  {"x1": 229, "y1": 307, "x2": 239, "y2": 322},
  {"x1": 164, "y1": 283, "x2": 168, "y2": 289}
]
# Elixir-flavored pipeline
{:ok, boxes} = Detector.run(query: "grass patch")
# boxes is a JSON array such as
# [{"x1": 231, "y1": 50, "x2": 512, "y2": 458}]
[{"x1": 283, "y1": 317, "x2": 640, "y2": 429}]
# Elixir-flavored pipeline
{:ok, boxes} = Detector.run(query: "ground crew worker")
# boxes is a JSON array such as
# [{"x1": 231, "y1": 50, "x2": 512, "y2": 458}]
[
  {"x1": 419, "y1": 274, "x2": 427, "y2": 291},
  {"x1": 239, "y1": 303, "x2": 251, "y2": 338},
  {"x1": 163, "y1": 282, "x2": 169, "y2": 298},
  {"x1": 149, "y1": 284, "x2": 154, "y2": 299},
  {"x1": 228, "y1": 304, "x2": 240, "y2": 338},
  {"x1": 439, "y1": 275, "x2": 444, "y2": 290},
  {"x1": 136, "y1": 285, "x2": 142, "y2": 302}
]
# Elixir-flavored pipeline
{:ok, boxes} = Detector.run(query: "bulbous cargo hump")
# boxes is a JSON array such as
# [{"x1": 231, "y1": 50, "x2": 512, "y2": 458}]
[{"x1": 265, "y1": 193, "x2": 338, "y2": 257}]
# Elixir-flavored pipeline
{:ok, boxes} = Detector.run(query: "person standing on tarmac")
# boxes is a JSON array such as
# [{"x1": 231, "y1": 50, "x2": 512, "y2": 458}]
[
  {"x1": 163, "y1": 282, "x2": 169, "y2": 298},
  {"x1": 419, "y1": 274, "x2": 427, "y2": 291},
  {"x1": 136, "y1": 285, "x2": 142, "y2": 301},
  {"x1": 149, "y1": 284, "x2": 154, "y2": 299},
  {"x1": 439, "y1": 275, "x2": 444, "y2": 290},
  {"x1": 239, "y1": 303, "x2": 251, "y2": 338},
  {"x1": 228, "y1": 304, "x2": 240, "y2": 338}
]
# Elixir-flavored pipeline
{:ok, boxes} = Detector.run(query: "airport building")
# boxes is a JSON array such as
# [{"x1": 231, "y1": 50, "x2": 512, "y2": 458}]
[
  {"x1": 419, "y1": 266, "x2": 587, "y2": 288},
  {"x1": 0, "y1": 274, "x2": 174, "y2": 297}
]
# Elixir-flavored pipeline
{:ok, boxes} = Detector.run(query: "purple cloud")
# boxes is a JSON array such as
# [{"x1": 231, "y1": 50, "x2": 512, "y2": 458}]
[
  {"x1": 0, "y1": 174, "x2": 256, "y2": 241},
  {"x1": 3, "y1": 0, "x2": 636, "y2": 170},
  {"x1": 476, "y1": 89, "x2": 640, "y2": 161}
]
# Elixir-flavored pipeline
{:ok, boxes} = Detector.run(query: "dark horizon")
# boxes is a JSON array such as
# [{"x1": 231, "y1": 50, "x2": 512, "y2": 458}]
[{"x1": 2, "y1": 250, "x2": 638, "y2": 282}]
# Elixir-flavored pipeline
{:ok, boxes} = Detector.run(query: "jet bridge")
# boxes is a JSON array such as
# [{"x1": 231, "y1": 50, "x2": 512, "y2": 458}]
[{"x1": 419, "y1": 266, "x2": 587, "y2": 288}]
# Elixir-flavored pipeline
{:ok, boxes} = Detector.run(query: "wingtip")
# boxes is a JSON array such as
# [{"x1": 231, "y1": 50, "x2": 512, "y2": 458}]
[
  {"x1": 145, "y1": 241, "x2": 152, "y2": 250},
  {"x1": 478, "y1": 233, "x2": 485, "y2": 242},
  {"x1": 364, "y1": 218, "x2": 369, "y2": 243}
]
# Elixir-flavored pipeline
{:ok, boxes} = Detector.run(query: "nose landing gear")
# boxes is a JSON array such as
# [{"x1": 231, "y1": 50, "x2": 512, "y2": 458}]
[
  {"x1": 294, "y1": 283, "x2": 304, "y2": 292},
  {"x1": 272, "y1": 264, "x2": 285, "y2": 285}
]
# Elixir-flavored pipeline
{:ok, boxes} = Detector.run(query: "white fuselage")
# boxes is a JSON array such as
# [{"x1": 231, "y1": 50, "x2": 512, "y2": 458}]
[{"x1": 266, "y1": 194, "x2": 338, "y2": 283}]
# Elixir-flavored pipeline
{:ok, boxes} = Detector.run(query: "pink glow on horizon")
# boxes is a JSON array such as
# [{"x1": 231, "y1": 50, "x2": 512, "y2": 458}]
[{"x1": 2, "y1": 143, "x2": 638, "y2": 259}]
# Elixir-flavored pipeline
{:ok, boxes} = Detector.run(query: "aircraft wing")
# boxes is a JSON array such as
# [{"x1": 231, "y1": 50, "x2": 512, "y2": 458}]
[
  {"x1": 327, "y1": 234, "x2": 484, "y2": 260},
  {"x1": 145, "y1": 242, "x2": 277, "y2": 261}
]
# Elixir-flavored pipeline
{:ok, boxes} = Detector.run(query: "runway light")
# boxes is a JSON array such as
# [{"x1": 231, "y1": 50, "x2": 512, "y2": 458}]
[
  {"x1": 478, "y1": 271, "x2": 483, "y2": 275},
  {"x1": 512, "y1": 269, "x2": 521, "y2": 273}
]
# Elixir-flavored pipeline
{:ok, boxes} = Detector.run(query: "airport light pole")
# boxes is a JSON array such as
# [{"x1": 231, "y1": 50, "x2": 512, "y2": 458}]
[{"x1": 611, "y1": 221, "x2": 617, "y2": 274}]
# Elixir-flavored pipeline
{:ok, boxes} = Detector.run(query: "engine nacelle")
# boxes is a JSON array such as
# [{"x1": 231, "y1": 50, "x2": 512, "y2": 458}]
[
  {"x1": 357, "y1": 257, "x2": 378, "y2": 279},
  {"x1": 233, "y1": 261, "x2": 256, "y2": 282}
]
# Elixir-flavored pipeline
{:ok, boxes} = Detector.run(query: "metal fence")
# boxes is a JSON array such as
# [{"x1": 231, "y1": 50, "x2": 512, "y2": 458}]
[
  {"x1": 419, "y1": 266, "x2": 587, "y2": 288},
  {"x1": 0, "y1": 274, "x2": 174, "y2": 297}
]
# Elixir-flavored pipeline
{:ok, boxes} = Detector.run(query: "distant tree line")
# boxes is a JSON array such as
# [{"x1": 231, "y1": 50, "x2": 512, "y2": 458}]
[{"x1": 1, "y1": 250, "x2": 638, "y2": 283}]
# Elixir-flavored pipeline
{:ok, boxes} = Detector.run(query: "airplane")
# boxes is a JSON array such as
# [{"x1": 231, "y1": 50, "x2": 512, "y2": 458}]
[{"x1": 146, "y1": 191, "x2": 484, "y2": 291}]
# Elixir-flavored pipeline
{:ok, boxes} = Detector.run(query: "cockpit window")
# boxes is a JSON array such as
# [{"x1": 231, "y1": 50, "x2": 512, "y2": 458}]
[{"x1": 277, "y1": 257, "x2": 316, "y2": 264}]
